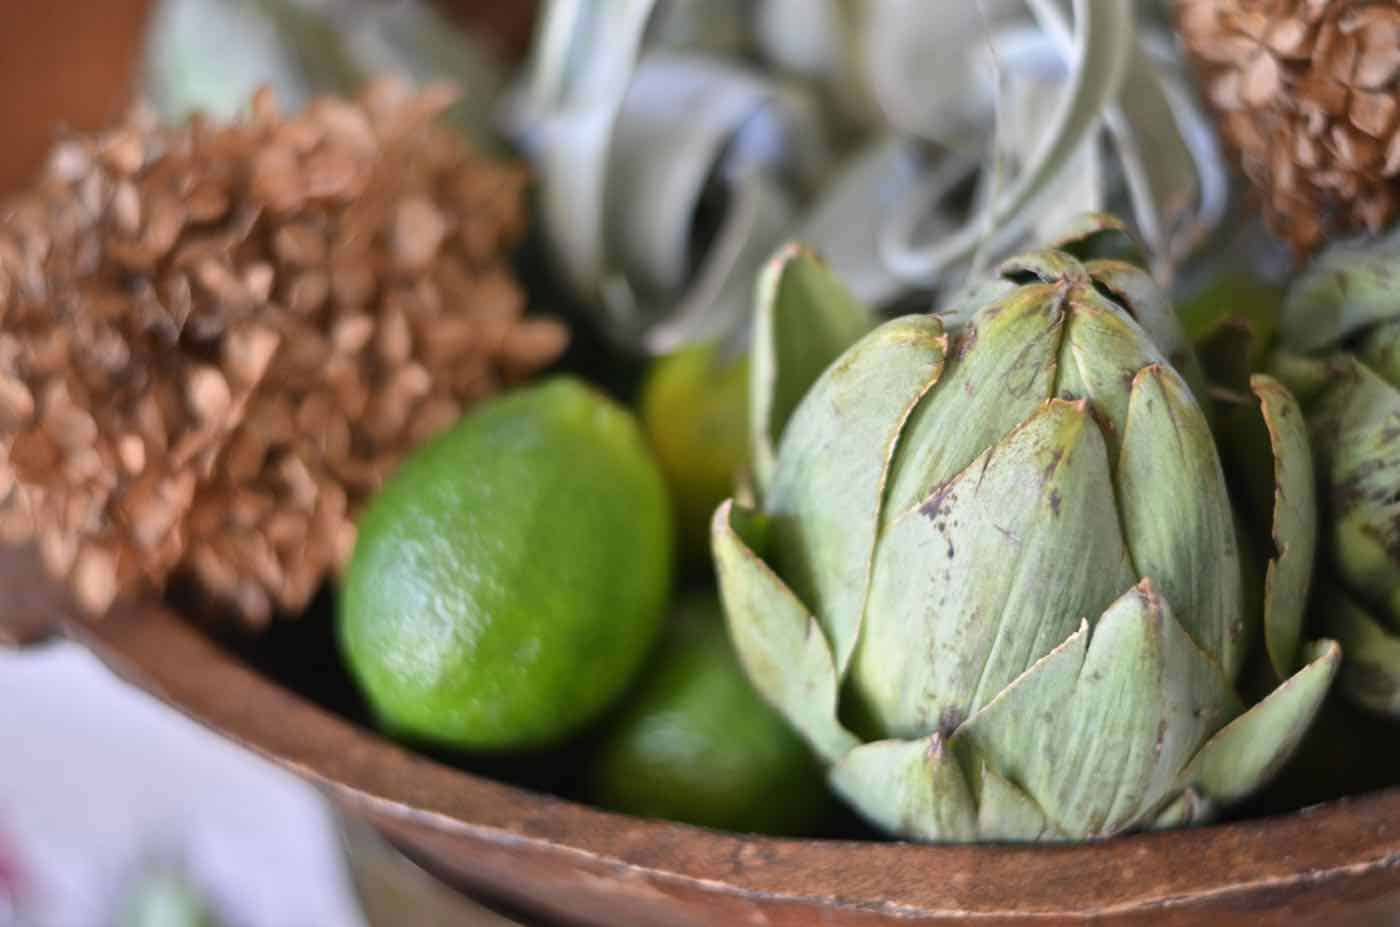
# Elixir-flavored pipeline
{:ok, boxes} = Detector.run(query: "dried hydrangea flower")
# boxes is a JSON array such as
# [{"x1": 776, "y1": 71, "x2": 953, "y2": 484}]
[{"x1": 0, "y1": 79, "x2": 567, "y2": 625}]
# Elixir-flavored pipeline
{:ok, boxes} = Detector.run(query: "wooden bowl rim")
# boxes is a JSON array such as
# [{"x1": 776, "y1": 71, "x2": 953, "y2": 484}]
[{"x1": 52, "y1": 594, "x2": 1400, "y2": 920}]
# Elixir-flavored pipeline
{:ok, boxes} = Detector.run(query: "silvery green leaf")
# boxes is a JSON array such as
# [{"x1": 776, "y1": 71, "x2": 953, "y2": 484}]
[
  {"x1": 503, "y1": 0, "x2": 657, "y2": 297},
  {"x1": 992, "y1": 39, "x2": 1105, "y2": 257},
  {"x1": 711, "y1": 501, "x2": 859, "y2": 762},
  {"x1": 1175, "y1": 639, "x2": 1340, "y2": 806},
  {"x1": 766, "y1": 316, "x2": 946, "y2": 674},
  {"x1": 795, "y1": 136, "x2": 930, "y2": 309},
  {"x1": 749, "y1": 246, "x2": 877, "y2": 492},
  {"x1": 954, "y1": 583, "x2": 1239, "y2": 838},
  {"x1": 879, "y1": 0, "x2": 1135, "y2": 284},
  {"x1": 854, "y1": 399, "x2": 1135, "y2": 739},
  {"x1": 857, "y1": 0, "x2": 1029, "y2": 146},
  {"x1": 1116, "y1": 364, "x2": 1244, "y2": 680},
  {"x1": 1324, "y1": 585, "x2": 1400, "y2": 717},
  {"x1": 1103, "y1": 43, "x2": 1205, "y2": 281},
  {"x1": 1251, "y1": 375, "x2": 1317, "y2": 679},
  {"x1": 1280, "y1": 226, "x2": 1400, "y2": 353},
  {"x1": 604, "y1": 55, "x2": 796, "y2": 300},
  {"x1": 643, "y1": 174, "x2": 799, "y2": 354}
]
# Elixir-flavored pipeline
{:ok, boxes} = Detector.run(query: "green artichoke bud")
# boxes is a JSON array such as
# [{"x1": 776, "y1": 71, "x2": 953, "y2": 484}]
[
  {"x1": 1277, "y1": 229, "x2": 1400, "y2": 718},
  {"x1": 714, "y1": 220, "x2": 1339, "y2": 842}
]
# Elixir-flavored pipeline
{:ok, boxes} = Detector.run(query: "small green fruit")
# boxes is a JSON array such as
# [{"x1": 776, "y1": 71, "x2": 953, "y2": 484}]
[
  {"x1": 338, "y1": 377, "x2": 674, "y2": 751},
  {"x1": 587, "y1": 592, "x2": 831, "y2": 835}
]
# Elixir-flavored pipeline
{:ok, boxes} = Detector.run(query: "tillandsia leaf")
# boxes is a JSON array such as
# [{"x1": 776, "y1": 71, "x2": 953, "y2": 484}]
[
  {"x1": 766, "y1": 315, "x2": 946, "y2": 675},
  {"x1": 1252, "y1": 375, "x2": 1317, "y2": 679},
  {"x1": 1173, "y1": 639, "x2": 1340, "y2": 808},
  {"x1": 952, "y1": 582, "x2": 1238, "y2": 839},
  {"x1": 1102, "y1": 39, "x2": 1224, "y2": 281},
  {"x1": 827, "y1": 736, "x2": 977, "y2": 843},
  {"x1": 711, "y1": 501, "x2": 858, "y2": 762},
  {"x1": 882, "y1": 285, "x2": 1064, "y2": 520},
  {"x1": 852, "y1": 399, "x2": 1135, "y2": 740},
  {"x1": 879, "y1": 0, "x2": 1135, "y2": 284},
  {"x1": 749, "y1": 246, "x2": 876, "y2": 494},
  {"x1": 1116, "y1": 365, "x2": 1244, "y2": 679},
  {"x1": 1279, "y1": 225, "x2": 1400, "y2": 353},
  {"x1": 1323, "y1": 584, "x2": 1400, "y2": 717}
]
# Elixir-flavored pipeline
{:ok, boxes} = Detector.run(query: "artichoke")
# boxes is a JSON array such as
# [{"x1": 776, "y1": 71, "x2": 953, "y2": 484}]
[
  {"x1": 1276, "y1": 229, "x2": 1400, "y2": 718},
  {"x1": 713, "y1": 220, "x2": 1339, "y2": 841}
]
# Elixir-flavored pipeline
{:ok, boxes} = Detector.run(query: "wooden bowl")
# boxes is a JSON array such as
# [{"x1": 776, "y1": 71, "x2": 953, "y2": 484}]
[{"x1": 5, "y1": 546, "x2": 1400, "y2": 926}]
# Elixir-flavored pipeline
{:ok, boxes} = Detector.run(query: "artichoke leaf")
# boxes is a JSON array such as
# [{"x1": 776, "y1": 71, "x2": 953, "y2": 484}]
[
  {"x1": 954, "y1": 582, "x2": 1240, "y2": 839},
  {"x1": 1174, "y1": 639, "x2": 1340, "y2": 806},
  {"x1": 973, "y1": 761, "x2": 1062, "y2": 842},
  {"x1": 854, "y1": 399, "x2": 1136, "y2": 739},
  {"x1": 1280, "y1": 225, "x2": 1400, "y2": 353},
  {"x1": 1043, "y1": 212, "x2": 1141, "y2": 262},
  {"x1": 750, "y1": 245, "x2": 875, "y2": 493},
  {"x1": 883, "y1": 285, "x2": 1065, "y2": 521},
  {"x1": 997, "y1": 249, "x2": 1089, "y2": 285},
  {"x1": 1150, "y1": 788, "x2": 1214, "y2": 831},
  {"x1": 1325, "y1": 584, "x2": 1400, "y2": 717},
  {"x1": 711, "y1": 500, "x2": 860, "y2": 763},
  {"x1": 1358, "y1": 318, "x2": 1400, "y2": 389},
  {"x1": 1056, "y1": 285, "x2": 1171, "y2": 455},
  {"x1": 1116, "y1": 364, "x2": 1243, "y2": 679},
  {"x1": 827, "y1": 736, "x2": 977, "y2": 843},
  {"x1": 1327, "y1": 588, "x2": 1400, "y2": 716},
  {"x1": 766, "y1": 315, "x2": 947, "y2": 675},
  {"x1": 1252, "y1": 375, "x2": 1318, "y2": 679},
  {"x1": 1314, "y1": 359, "x2": 1400, "y2": 625},
  {"x1": 1083, "y1": 259, "x2": 1210, "y2": 406}
]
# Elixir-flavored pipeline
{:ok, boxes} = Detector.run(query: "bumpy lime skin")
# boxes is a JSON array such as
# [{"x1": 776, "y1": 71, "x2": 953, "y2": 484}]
[{"x1": 339, "y1": 377, "x2": 674, "y2": 752}]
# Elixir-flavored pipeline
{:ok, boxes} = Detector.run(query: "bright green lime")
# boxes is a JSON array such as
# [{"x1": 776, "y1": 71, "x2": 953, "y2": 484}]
[
  {"x1": 338, "y1": 377, "x2": 674, "y2": 751},
  {"x1": 587, "y1": 592, "x2": 831, "y2": 834},
  {"x1": 640, "y1": 344, "x2": 750, "y2": 565}
]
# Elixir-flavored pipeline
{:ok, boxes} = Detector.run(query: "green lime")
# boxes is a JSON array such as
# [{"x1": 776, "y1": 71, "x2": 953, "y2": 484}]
[
  {"x1": 587, "y1": 592, "x2": 831, "y2": 834},
  {"x1": 338, "y1": 377, "x2": 674, "y2": 751},
  {"x1": 640, "y1": 343, "x2": 750, "y2": 565}
]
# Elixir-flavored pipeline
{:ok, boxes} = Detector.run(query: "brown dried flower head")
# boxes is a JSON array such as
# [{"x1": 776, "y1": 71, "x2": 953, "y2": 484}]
[
  {"x1": 1178, "y1": 0, "x2": 1400, "y2": 253},
  {"x1": 0, "y1": 79, "x2": 567, "y2": 626}
]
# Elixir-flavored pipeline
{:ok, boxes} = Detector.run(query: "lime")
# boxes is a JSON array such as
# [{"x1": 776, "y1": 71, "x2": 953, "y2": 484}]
[
  {"x1": 586, "y1": 592, "x2": 831, "y2": 834},
  {"x1": 640, "y1": 344, "x2": 749, "y2": 565},
  {"x1": 338, "y1": 377, "x2": 674, "y2": 751}
]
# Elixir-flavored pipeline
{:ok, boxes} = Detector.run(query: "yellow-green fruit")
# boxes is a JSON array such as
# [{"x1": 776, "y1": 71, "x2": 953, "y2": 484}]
[
  {"x1": 640, "y1": 344, "x2": 750, "y2": 564},
  {"x1": 587, "y1": 593, "x2": 831, "y2": 835},
  {"x1": 338, "y1": 377, "x2": 674, "y2": 751}
]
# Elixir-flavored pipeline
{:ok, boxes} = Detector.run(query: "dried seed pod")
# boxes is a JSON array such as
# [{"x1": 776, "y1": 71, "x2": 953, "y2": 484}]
[
  {"x1": 1179, "y1": 0, "x2": 1400, "y2": 253},
  {"x1": 0, "y1": 81, "x2": 567, "y2": 627}
]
